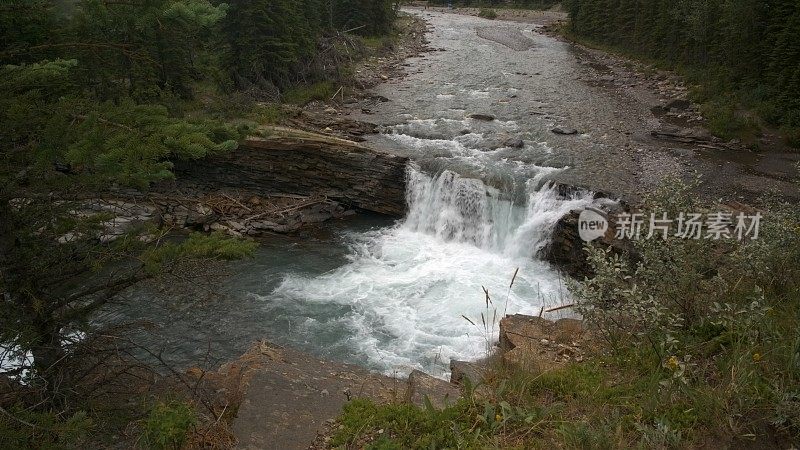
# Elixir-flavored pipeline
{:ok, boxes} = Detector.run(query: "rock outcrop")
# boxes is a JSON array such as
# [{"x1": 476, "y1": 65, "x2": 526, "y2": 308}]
[
  {"x1": 174, "y1": 127, "x2": 409, "y2": 217},
  {"x1": 543, "y1": 187, "x2": 632, "y2": 278},
  {"x1": 499, "y1": 314, "x2": 588, "y2": 372},
  {"x1": 153, "y1": 192, "x2": 354, "y2": 236},
  {"x1": 449, "y1": 359, "x2": 486, "y2": 386},
  {"x1": 223, "y1": 341, "x2": 462, "y2": 450}
]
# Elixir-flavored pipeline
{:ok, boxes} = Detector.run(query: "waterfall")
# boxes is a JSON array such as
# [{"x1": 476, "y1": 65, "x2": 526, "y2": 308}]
[
  {"x1": 403, "y1": 167, "x2": 593, "y2": 257},
  {"x1": 272, "y1": 165, "x2": 594, "y2": 376}
]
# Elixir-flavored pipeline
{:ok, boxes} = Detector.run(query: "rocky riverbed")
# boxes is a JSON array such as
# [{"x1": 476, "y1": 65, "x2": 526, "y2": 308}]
[{"x1": 340, "y1": 7, "x2": 799, "y2": 204}]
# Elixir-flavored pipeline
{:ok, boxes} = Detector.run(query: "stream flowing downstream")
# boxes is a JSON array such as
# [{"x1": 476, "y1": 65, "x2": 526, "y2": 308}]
[{"x1": 104, "y1": 10, "x2": 611, "y2": 376}]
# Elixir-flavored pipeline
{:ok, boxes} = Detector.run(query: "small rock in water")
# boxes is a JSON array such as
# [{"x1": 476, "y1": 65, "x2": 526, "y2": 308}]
[
  {"x1": 469, "y1": 113, "x2": 495, "y2": 121},
  {"x1": 552, "y1": 127, "x2": 578, "y2": 135},
  {"x1": 502, "y1": 137, "x2": 525, "y2": 148}
]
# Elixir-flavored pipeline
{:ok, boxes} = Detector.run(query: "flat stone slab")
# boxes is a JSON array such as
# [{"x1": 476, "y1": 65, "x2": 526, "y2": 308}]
[
  {"x1": 405, "y1": 370, "x2": 461, "y2": 409},
  {"x1": 232, "y1": 342, "x2": 462, "y2": 449},
  {"x1": 232, "y1": 343, "x2": 400, "y2": 450}
]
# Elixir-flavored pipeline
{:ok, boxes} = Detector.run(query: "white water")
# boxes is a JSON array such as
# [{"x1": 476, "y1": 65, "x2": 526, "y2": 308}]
[{"x1": 272, "y1": 166, "x2": 593, "y2": 376}]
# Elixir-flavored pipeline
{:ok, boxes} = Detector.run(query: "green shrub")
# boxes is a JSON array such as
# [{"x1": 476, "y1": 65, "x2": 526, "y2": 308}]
[
  {"x1": 142, "y1": 401, "x2": 196, "y2": 450},
  {"x1": 0, "y1": 408, "x2": 92, "y2": 450},
  {"x1": 699, "y1": 100, "x2": 761, "y2": 145},
  {"x1": 571, "y1": 175, "x2": 800, "y2": 441},
  {"x1": 478, "y1": 9, "x2": 498, "y2": 20},
  {"x1": 283, "y1": 81, "x2": 337, "y2": 105}
]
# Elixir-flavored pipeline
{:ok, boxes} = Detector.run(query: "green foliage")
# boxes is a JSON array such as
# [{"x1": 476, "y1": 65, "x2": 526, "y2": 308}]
[
  {"x1": 331, "y1": 0, "x2": 395, "y2": 36},
  {"x1": 222, "y1": 0, "x2": 318, "y2": 88},
  {"x1": 571, "y1": 176, "x2": 800, "y2": 441},
  {"x1": 141, "y1": 401, "x2": 196, "y2": 450},
  {"x1": 251, "y1": 103, "x2": 289, "y2": 124},
  {"x1": 283, "y1": 81, "x2": 337, "y2": 105},
  {"x1": 557, "y1": 421, "x2": 616, "y2": 450},
  {"x1": 478, "y1": 9, "x2": 498, "y2": 20},
  {"x1": 0, "y1": 408, "x2": 93, "y2": 450},
  {"x1": 59, "y1": 100, "x2": 242, "y2": 188},
  {"x1": 222, "y1": 0, "x2": 395, "y2": 89},
  {"x1": 1, "y1": 55, "x2": 246, "y2": 192},
  {"x1": 141, "y1": 232, "x2": 257, "y2": 275},
  {"x1": 334, "y1": 398, "x2": 481, "y2": 449},
  {"x1": 700, "y1": 99, "x2": 761, "y2": 144}
]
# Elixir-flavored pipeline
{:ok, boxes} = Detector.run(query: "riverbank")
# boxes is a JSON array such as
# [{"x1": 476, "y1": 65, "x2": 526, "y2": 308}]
[
  {"x1": 401, "y1": 7, "x2": 799, "y2": 205},
  {"x1": 324, "y1": 177, "x2": 800, "y2": 448},
  {"x1": 411, "y1": 5, "x2": 567, "y2": 26}
]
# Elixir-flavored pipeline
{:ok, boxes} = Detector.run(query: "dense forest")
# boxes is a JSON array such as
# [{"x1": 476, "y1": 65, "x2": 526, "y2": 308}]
[
  {"x1": 563, "y1": 0, "x2": 800, "y2": 144},
  {"x1": 0, "y1": 0, "x2": 394, "y2": 445}
]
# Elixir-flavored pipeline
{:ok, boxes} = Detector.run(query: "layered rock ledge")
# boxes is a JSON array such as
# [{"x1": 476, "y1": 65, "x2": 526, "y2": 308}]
[
  {"x1": 200, "y1": 342, "x2": 459, "y2": 450},
  {"x1": 174, "y1": 127, "x2": 409, "y2": 217}
]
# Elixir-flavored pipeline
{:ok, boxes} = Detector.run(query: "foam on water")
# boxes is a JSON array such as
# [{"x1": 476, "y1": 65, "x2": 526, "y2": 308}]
[{"x1": 271, "y1": 166, "x2": 593, "y2": 375}]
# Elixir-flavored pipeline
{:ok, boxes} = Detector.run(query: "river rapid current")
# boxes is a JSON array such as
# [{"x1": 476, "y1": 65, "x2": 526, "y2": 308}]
[{"x1": 104, "y1": 10, "x2": 609, "y2": 376}]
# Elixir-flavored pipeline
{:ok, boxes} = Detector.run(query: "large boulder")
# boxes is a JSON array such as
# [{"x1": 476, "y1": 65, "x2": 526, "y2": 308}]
[{"x1": 543, "y1": 188, "x2": 633, "y2": 279}]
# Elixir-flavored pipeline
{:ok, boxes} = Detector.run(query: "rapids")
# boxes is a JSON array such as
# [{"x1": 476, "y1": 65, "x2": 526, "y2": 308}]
[{"x1": 100, "y1": 9, "x2": 607, "y2": 376}]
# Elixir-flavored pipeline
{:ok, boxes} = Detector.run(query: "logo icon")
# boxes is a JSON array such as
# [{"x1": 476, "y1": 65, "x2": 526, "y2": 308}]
[{"x1": 578, "y1": 207, "x2": 608, "y2": 242}]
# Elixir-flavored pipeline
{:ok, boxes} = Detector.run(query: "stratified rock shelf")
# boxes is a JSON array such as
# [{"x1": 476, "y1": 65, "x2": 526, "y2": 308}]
[{"x1": 174, "y1": 127, "x2": 409, "y2": 216}]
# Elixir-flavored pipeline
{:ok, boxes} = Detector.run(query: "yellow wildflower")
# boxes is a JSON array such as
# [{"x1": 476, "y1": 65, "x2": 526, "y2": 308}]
[
  {"x1": 495, "y1": 414, "x2": 503, "y2": 422},
  {"x1": 753, "y1": 352, "x2": 763, "y2": 362},
  {"x1": 666, "y1": 355, "x2": 679, "y2": 371}
]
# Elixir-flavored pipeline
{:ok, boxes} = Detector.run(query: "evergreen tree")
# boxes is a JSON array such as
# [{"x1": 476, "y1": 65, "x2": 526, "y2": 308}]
[{"x1": 222, "y1": 0, "x2": 319, "y2": 88}]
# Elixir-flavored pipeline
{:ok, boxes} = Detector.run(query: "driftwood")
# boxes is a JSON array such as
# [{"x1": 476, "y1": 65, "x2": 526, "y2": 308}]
[{"x1": 650, "y1": 127, "x2": 735, "y2": 150}]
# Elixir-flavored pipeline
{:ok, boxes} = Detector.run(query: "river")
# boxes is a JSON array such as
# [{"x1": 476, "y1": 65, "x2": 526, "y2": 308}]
[{"x1": 100, "y1": 10, "x2": 656, "y2": 376}]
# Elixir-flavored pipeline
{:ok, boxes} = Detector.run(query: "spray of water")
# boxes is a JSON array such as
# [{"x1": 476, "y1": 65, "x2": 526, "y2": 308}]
[{"x1": 272, "y1": 166, "x2": 593, "y2": 375}]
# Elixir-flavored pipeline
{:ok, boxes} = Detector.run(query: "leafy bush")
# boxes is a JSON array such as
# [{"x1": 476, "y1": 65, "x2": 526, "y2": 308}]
[
  {"x1": 142, "y1": 401, "x2": 196, "y2": 450},
  {"x1": 572, "y1": 174, "x2": 800, "y2": 440}
]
